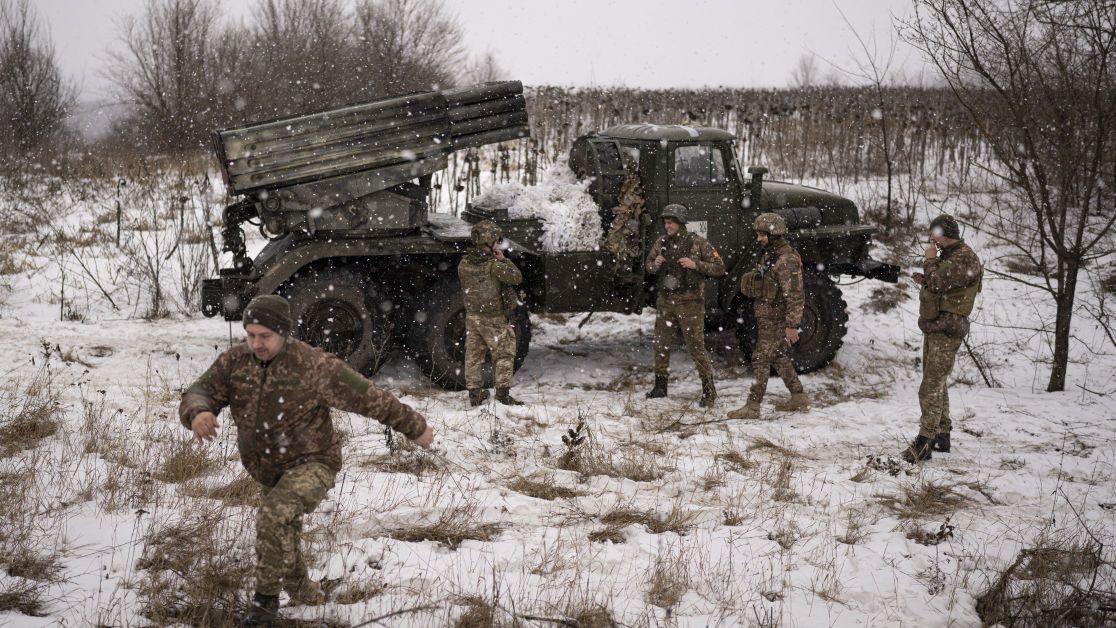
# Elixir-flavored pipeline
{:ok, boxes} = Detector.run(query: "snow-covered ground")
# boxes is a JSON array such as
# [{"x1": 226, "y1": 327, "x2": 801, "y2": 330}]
[{"x1": 0, "y1": 173, "x2": 1113, "y2": 626}]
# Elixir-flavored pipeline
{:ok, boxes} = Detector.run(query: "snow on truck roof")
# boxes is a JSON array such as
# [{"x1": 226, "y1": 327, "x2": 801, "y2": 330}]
[{"x1": 597, "y1": 124, "x2": 736, "y2": 142}]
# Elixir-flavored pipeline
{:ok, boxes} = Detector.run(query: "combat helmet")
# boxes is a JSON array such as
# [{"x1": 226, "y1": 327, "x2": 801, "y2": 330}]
[
  {"x1": 471, "y1": 220, "x2": 502, "y2": 247},
  {"x1": 754, "y1": 212, "x2": 788, "y2": 236},
  {"x1": 661, "y1": 204, "x2": 688, "y2": 224}
]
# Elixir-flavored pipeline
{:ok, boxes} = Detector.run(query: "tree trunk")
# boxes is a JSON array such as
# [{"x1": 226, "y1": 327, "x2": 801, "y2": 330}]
[{"x1": 1046, "y1": 258, "x2": 1079, "y2": 392}]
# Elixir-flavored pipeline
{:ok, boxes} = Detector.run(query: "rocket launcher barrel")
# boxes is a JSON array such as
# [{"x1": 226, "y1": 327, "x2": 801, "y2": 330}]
[{"x1": 214, "y1": 81, "x2": 530, "y2": 196}]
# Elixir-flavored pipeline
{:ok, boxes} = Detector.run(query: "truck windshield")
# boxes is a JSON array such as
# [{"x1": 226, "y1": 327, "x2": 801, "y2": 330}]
[{"x1": 673, "y1": 145, "x2": 725, "y2": 187}]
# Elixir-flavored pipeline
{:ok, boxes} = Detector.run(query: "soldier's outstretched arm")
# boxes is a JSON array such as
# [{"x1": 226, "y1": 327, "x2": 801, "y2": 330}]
[
  {"x1": 694, "y1": 241, "x2": 726, "y2": 277},
  {"x1": 179, "y1": 352, "x2": 232, "y2": 432},
  {"x1": 319, "y1": 357, "x2": 431, "y2": 445},
  {"x1": 490, "y1": 259, "x2": 523, "y2": 286}
]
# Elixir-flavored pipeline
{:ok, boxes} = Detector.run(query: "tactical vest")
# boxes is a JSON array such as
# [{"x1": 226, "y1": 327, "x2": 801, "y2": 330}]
[
  {"x1": 919, "y1": 278, "x2": 981, "y2": 320},
  {"x1": 657, "y1": 231, "x2": 701, "y2": 294},
  {"x1": 739, "y1": 241, "x2": 787, "y2": 303}
]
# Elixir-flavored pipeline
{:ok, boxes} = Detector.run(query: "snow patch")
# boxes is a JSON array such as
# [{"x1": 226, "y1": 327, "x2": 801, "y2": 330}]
[{"x1": 472, "y1": 162, "x2": 602, "y2": 252}]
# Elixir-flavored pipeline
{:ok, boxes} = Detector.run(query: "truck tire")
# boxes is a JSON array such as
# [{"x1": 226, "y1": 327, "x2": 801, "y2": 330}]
[
  {"x1": 281, "y1": 270, "x2": 392, "y2": 375},
  {"x1": 408, "y1": 277, "x2": 531, "y2": 390},
  {"x1": 734, "y1": 275, "x2": 848, "y2": 374}
]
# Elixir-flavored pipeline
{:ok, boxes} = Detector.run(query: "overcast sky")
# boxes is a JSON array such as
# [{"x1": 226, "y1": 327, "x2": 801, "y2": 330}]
[{"x1": 36, "y1": 0, "x2": 926, "y2": 100}]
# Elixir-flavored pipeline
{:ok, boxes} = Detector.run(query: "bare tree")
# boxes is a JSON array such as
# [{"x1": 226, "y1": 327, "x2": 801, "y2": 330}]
[
  {"x1": 903, "y1": 0, "x2": 1116, "y2": 392},
  {"x1": 106, "y1": 0, "x2": 222, "y2": 151},
  {"x1": 351, "y1": 0, "x2": 465, "y2": 97},
  {"x1": 0, "y1": 0, "x2": 75, "y2": 158},
  {"x1": 464, "y1": 50, "x2": 506, "y2": 85},
  {"x1": 789, "y1": 53, "x2": 819, "y2": 88}
]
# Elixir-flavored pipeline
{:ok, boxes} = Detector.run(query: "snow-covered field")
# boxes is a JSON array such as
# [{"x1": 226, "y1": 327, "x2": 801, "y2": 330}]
[{"x1": 0, "y1": 172, "x2": 1113, "y2": 626}]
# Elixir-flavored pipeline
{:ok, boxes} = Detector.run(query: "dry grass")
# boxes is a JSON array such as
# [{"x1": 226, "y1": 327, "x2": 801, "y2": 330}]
[
  {"x1": 715, "y1": 449, "x2": 757, "y2": 473},
  {"x1": 332, "y1": 577, "x2": 386, "y2": 605},
  {"x1": 505, "y1": 475, "x2": 582, "y2": 501},
  {"x1": 0, "y1": 371, "x2": 62, "y2": 458},
  {"x1": 599, "y1": 504, "x2": 698, "y2": 536},
  {"x1": 363, "y1": 449, "x2": 446, "y2": 477},
  {"x1": 770, "y1": 457, "x2": 797, "y2": 503},
  {"x1": 555, "y1": 424, "x2": 671, "y2": 482},
  {"x1": 183, "y1": 473, "x2": 260, "y2": 508},
  {"x1": 0, "y1": 579, "x2": 47, "y2": 616},
  {"x1": 747, "y1": 437, "x2": 806, "y2": 460},
  {"x1": 135, "y1": 504, "x2": 255, "y2": 626},
  {"x1": 836, "y1": 509, "x2": 873, "y2": 545},
  {"x1": 386, "y1": 501, "x2": 503, "y2": 550},
  {"x1": 454, "y1": 595, "x2": 499, "y2": 628},
  {"x1": 770, "y1": 521, "x2": 802, "y2": 550},
  {"x1": 877, "y1": 479, "x2": 971, "y2": 520},
  {"x1": 863, "y1": 283, "x2": 910, "y2": 313},
  {"x1": 152, "y1": 437, "x2": 219, "y2": 483},
  {"x1": 645, "y1": 551, "x2": 690, "y2": 609}
]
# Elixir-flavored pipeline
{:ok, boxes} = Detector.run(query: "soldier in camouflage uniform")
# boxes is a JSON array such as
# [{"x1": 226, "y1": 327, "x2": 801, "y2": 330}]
[
  {"x1": 728, "y1": 213, "x2": 810, "y2": 421},
  {"x1": 459, "y1": 220, "x2": 524, "y2": 407},
  {"x1": 903, "y1": 214, "x2": 982, "y2": 463},
  {"x1": 179, "y1": 295, "x2": 433, "y2": 626},
  {"x1": 644, "y1": 204, "x2": 726, "y2": 407}
]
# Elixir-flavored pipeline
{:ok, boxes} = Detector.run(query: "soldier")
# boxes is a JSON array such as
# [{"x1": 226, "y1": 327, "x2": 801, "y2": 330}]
[
  {"x1": 903, "y1": 214, "x2": 982, "y2": 463},
  {"x1": 459, "y1": 220, "x2": 524, "y2": 406},
  {"x1": 602, "y1": 156, "x2": 646, "y2": 267},
  {"x1": 644, "y1": 204, "x2": 726, "y2": 407},
  {"x1": 728, "y1": 213, "x2": 810, "y2": 421},
  {"x1": 179, "y1": 295, "x2": 434, "y2": 627}
]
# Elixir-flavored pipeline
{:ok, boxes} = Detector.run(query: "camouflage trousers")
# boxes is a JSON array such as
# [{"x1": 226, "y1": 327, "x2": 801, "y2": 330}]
[
  {"x1": 653, "y1": 299, "x2": 714, "y2": 383},
  {"x1": 918, "y1": 332, "x2": 962, "y2": 438},
  {"x1": 747, "y1": 317, "x2": 803, "y2": 404},
  {"x1": 255, "y1": 462, "x2": 336, "y2": 596},
  {"x1": 465, "y1": 314, "x2": 516, "y2": 389}
]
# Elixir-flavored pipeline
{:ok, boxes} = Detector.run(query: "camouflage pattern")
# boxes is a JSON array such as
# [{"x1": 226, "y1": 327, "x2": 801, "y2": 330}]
[
  {"x1": 254, "y1": 462, "x2": 335, "y2": 597},
  {"x1": 179, "y1": 338, "x2": 427, "y2": 487},
  {"x1": 464, "y1": 314, "x2": 517, "y2": 389},
  {"x1": 918, "y1": 240, "x2": 983, "y2": 339},
  {"x1": 753, "y1": 212, "x2": 788, "y2": 236},
  {"x1": 458, "y1": 247, "x2": 523, "y2": 318},
  {"x1": 602, "y1": 172, "x2": 645, "y2": 260},
  {"x1": 916, "y1": 239, "x2": 981, "y2": 438},
  {"x1": 918, "y1": 333, "x2": 962, "y2": 439},
  {"x1": 740, "y1": 238, "x2": 806, "y2": 403},
  {"x1": 644, "y1": 227, "x2": 726, "y2": 303},
  {"x1": 652, "y1": 299, "x2": 714, "y2": 382}
]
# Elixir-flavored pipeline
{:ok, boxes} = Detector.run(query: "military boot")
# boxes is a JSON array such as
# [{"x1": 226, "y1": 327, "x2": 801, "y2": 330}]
[
  {"x1": 495, "y1": 388, "x2": 522, "y2": 406},
  {"x1": 727, "y1": 401, "x2": 761, "y2": 420},
  {"x1": 931, "y1": 432, "x2": 951, "y2": 453},
  {"x1": 645, "y1": 375, "x2": 668, "y2": 399},
  {"x1": 699, "y1": 379, "x2": 717, "y2": 408},
  {"x1": 241, "y1": 593, "x2": 279, "y2": 627},
  {"x1": 467, "y1": 388, "x2": 489, "y2": 407},
  {"x1": 901, "y1": 435, "x2": 933, "y2": 463},
  {"x1": 774, "y1": 392, "x2": 811, "y2": 412}
]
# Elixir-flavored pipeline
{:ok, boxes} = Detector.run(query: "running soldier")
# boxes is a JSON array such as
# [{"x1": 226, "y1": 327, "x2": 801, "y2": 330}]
[
  {"x1": 728, "y1": 213, "x2": 810, "y2": 420},
  {"x1": 179, "y1": 295, "x2": 433, "y2": 626},
  {"x1": 903, "y1": 214, "x2": 982, "y2": 463},
  {"x1": 459, "y1": 220, "x2": 524, "y2": 406},
  {"x1": 644, "y1": 204, "x2": 726, "y2": 407}
]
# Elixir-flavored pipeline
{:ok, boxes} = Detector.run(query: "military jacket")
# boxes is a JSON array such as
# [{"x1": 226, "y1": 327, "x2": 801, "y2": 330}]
[
  {"x1": 740, "y1": 239, "x2": 806, "y2": 328},
  {"x1": 179, "y1": 338, "x2": 427, "y2": 487},
  {"x1": 644, "y1": 228, "x2": 726, "y2": 303},
  {"x1": 918, "y1": 240, "x2": 982, "y2": 338},
  {"x1": 458, "y1": 247, "x2": 523, "y2": 318}
]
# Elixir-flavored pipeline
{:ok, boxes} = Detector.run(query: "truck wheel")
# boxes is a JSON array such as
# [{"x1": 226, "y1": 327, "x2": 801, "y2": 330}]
[
  {"x1": 281, "y1": 270, "x2": 392, "y2": 375},
  {"x1": 409, "y1": 278, "x2": 531, "y2": 390},
  {"x1": 734, "y1": 276, "x2": 848, "y2": 374}
]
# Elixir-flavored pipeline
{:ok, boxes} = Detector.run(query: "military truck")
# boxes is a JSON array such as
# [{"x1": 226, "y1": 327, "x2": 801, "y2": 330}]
[{"x1": 202, "y1": 81, "x2": 898, "y2": 389}]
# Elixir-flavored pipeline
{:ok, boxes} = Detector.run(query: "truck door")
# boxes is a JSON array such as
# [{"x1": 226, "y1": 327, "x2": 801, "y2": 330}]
[
  {"x1": 667, "y1": 143, "x2": 742, "y2": 306},
  {"x1": 586, "y1": 139, "x2": 627, "y2": 213}
]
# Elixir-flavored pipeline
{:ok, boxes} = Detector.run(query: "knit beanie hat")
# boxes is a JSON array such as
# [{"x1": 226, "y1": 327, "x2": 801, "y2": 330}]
[
  {"x1": 929, "y1": 214, "x2": 961, "y2": 240},
  {"x1": 243, "y1": 294, "x2": 292, "y2": 336}
]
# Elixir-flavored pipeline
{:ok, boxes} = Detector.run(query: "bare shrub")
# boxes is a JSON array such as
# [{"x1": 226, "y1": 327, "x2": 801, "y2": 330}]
[
  {"x1": 385, "y1": 501, "x2": 502, "y2": 550},
  {"x1": 976, "y1": 530, "x2": 1115, "y2": 627}
]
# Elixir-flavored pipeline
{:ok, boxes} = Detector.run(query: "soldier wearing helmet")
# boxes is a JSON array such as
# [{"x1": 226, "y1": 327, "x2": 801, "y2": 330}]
[
  {"x1": 458, "y1": 220, "x2": 524, "y2": 406},
  {"x1": 644, "y1": 203, "x2": 726, "y2": 407},
  {"x1": 728, "y1": 212, "x2": 810, "y2": 420}
]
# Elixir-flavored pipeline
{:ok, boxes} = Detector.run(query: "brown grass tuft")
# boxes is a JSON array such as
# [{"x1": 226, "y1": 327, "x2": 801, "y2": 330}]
[
  {"x1": 599, "y1": 504, "x2": 698, "y2": 536},
  {"x1": 877, "y1": 479, "x2": 971, "y2": 520},
  {"x1": 386, "y1": 502, "x2": 502, "y2": 550},
  {"x1": 152, "y1": 438, "x2": 219, "y2": 483},
  {"x1": 505, "y1": 475, "x2": 582, "y2": 501},
  {"x1": 332, "y1": 577, "x2": 386, "y2": 605},
  {"x1": 747, "y1": 437, "x2": 806, "y2": 460},
  {"x1": 0, "y1": 372, "x2": 62, "y2": 458},
  {"x1": 183, "y1": 473, "x2": 260, "y2": 508},
  {"x1": 0, "y1": 579, "x2": 47, "y2": 616},
  {"x1": 645, "y1": 551, "x2": 689, "y2": 609}
]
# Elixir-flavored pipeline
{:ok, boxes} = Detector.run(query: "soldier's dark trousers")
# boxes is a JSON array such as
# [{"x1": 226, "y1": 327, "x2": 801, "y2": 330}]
[
  {"x1": 653, "y1": 299, "x2": 714, "y2": 383},
  {"x1": 918, "y1": 332, "x2": 962, "y2": 439},
  {"x1": 748, "y1": 319, "x2": 803, "y2": 404},
  {"x1": 255, "y1": 462, "x2": 336, "y2": 596}
]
